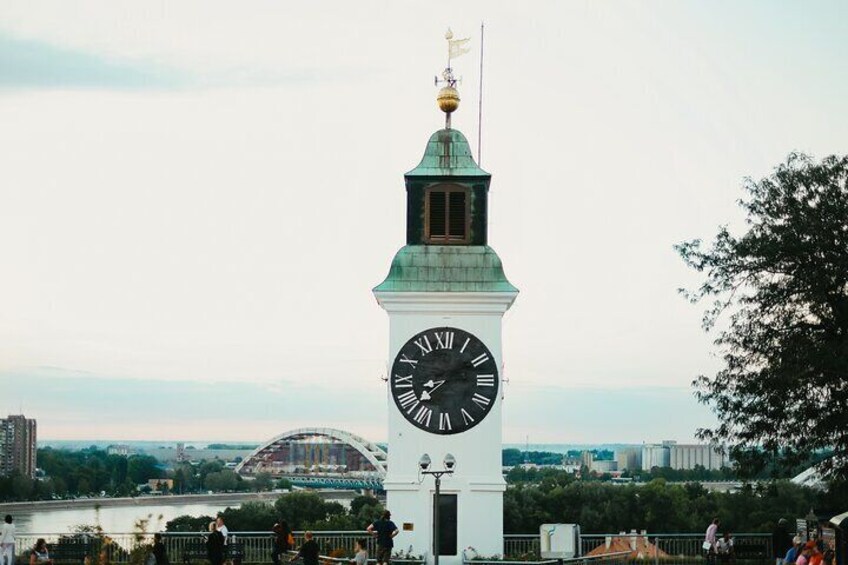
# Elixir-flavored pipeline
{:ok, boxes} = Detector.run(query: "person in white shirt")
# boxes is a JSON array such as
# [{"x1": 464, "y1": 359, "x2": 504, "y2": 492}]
[
  {"x1": 0, "y1": 515, "x2": 16, "y2": 565},
  {"x1": 215, "y1": 517, "x2": 228, "y2": 544}
]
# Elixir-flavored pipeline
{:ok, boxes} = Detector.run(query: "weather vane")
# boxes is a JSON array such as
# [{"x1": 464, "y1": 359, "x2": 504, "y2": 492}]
[{"x1": 435, "y1": 28, "x2": 470, "y2": 129}]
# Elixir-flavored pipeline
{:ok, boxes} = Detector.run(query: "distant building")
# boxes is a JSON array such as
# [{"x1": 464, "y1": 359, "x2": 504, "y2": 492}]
[
  {"x1": 616, "y1": 447, "x2": 641, "y2": 471},
  {"x1": 642, "y1": 441, "x2": 727, "y2": 471},
  {"x1": 562, "y1": 455, "x2": 581, "y2": 467},
  {"x1": 591, "y1": 459, "x2": 618, "y2": 474},
  {"x1": 176, "y1": 442, "x2": 188, "y2": 463},
  {"x1": 147, "y1": 478, "x2": 174, "y2": 492},
  {"x1": 669, "y1": 444, "x2": 727, "y2": 470},
  {"x1": 641, "y1": 443, "x2": 671, "y2": 470},
  {"x1": 107, "y1": 444, "x2": 132, "y2": 457},
  {"x1": 0, "y1": 415, "x2": 37, "y2": 479},
  {"x1": 581, "y1": 451, "x2": 594, "y2": 469}
]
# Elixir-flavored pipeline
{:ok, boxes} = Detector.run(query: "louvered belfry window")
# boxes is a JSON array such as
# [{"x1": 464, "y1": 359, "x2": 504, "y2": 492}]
[{"x1": 426, "y1": 184, "x2": 469, "y2": 244}]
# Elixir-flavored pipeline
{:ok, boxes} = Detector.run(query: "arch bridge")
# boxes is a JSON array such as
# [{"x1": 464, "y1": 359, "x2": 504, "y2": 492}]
[{"x1": 235, "y1": 428, "x2": 387, "y2": 490}]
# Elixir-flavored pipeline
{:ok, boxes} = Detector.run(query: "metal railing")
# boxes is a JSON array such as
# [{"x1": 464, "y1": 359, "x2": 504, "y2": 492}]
[
  {"x1": 580, "y1": 532, "x2": 773, "y2": 563},
  {"x1": 463, "y1": 550, "x2": 631, "y2": 565},
  {"x1": 10, "y1": 531, "x2": 774, "y2": 564},
  {"x1": 503, "y1": 535, "x2": 539, "y2": 560}
]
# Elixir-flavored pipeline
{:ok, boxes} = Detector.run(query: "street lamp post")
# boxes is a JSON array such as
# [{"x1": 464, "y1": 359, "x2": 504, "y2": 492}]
[{"x1": 419, "y1": 453, "x2": 456, "y2": 565}]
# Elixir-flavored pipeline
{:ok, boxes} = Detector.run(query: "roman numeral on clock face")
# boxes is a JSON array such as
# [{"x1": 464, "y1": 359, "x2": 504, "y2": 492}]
[
  {"x1": 394, "y1": 375, "x2": 413, "y2": 389},
  {"x1": 399, "y1": 354, "x2": 417, "y2": 367},
  {"x1": 471, "y1": 353, "x2": 489, "y2": 367},
  {"x1": 477, "y1": 374, "x2": 495, "y2": 387},
  {"x1": 460, "y1": 408, "x2": 475, "y2": 425},
  {"x1": 472, "y1": 393, "x2": 491, "y2": 409},
  {"x1": 439, "y1": 412, "x2": 452, "y2": 431},
  {"x1": 397, "y1": 390, "x2": 419, "y2": 412},
  {"x1": 414, "y1": 335, "x2": 433, "y2": 355},
  {"x1": 413, "y1": 406, "x2": 432, "y2": 427},
  {"x1": 434, "y1": 331, "x2": 454, "y2": 350}
]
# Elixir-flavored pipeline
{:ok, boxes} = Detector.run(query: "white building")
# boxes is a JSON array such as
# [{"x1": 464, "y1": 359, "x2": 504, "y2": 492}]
[
  {"x1": 641, "y1": 443, "x2": 671, "y2": 470},
  {"x1": 669, "y1": 444, "x2": 727, "y2": 470},
  {"x1": 615, "y1": 447, "x2": 642, "y2": 471},
  {"x1": 107, "y1": 444, "x2": 132, "y2": 457},
  {"x1": 641, "y1": 441, "x2": 728, "y2": 471}
]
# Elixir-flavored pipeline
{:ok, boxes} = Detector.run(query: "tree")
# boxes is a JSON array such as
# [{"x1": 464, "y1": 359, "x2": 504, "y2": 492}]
[
  {"x1": 677, "y1": 153, "x2": 848, "y2": 479},
  {"x1": 127, "y1": 455, "x2": 163, "y2": 484},
  {"x1": 251, "y1": 473, "x2": 273, "y2": 492},
  {"x1": 274, "y1": 492, "x2": 336, "y2": 530}
]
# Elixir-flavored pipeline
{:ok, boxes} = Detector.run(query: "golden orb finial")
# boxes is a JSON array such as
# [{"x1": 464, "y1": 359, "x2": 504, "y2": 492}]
[{"x1": 437, "y1": 85, "x2": 460, "y2": 114}]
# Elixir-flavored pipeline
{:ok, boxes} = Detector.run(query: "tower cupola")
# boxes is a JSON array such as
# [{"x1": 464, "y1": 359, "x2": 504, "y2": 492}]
[{"x1": 404, "y1": 129, "x2": 490, "y2": 246}]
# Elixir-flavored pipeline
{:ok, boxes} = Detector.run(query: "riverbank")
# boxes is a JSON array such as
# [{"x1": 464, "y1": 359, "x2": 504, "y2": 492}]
[{"x1": 0, "y1": 490, "x2": 357, "y2": 513}]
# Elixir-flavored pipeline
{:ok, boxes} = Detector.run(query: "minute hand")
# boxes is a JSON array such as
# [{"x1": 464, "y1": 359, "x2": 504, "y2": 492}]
[{"x1": 420, "y1": 379, "x2": 446, "y2": 400}]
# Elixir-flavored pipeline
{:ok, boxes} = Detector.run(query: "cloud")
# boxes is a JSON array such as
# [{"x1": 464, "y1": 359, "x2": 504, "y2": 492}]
[
  {"x1": 0, "y1": 31, "x2": 379, "y2": 91},
  {"x1": 0, "y1": 32, "x2": 187, "y2": 89}
]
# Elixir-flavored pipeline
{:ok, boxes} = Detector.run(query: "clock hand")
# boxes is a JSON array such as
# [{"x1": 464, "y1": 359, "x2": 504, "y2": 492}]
[
  {"x1": 420, "y1": 380, "x2": 446, "y2": 401},
  {"x1": 423, "y1": 379, "x2": 446, "y2": 389}
]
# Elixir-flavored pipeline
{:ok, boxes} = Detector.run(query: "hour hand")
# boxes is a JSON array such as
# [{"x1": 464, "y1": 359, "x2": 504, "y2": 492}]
[{"x1": 420, "y1": 379, "x2": 446, "y2": 400}]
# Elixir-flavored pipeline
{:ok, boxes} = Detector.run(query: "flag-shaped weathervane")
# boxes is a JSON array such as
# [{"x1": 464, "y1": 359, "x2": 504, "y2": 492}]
[{"x1": 436, "y1": 28, "x2": 471, "y2": 129}]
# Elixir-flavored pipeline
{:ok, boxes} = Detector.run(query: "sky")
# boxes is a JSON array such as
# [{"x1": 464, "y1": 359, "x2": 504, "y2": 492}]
[{"x1": 1, "y1": 1, "x2": 846, "y2": 445}]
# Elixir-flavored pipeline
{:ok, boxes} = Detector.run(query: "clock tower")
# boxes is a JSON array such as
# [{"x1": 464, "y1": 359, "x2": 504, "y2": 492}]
[{"x1": 373, "y1": 40, "x2": 518, "y2": 565}]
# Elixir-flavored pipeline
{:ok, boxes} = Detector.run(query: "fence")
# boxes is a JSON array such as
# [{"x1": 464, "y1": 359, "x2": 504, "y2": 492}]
[
  {"x1": 11, "y1": 531, "x2": 774, "y2": 565},
  {"x1": 580, "y1": 533, "x2": 773, "y2": 565}
]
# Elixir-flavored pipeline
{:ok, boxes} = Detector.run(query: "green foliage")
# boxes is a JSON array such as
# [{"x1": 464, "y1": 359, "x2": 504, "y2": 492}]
[
  {"x1": 219, "y1": 502, "x2": 279, "y2": 531},
  {"x1": 630, "y1": 465, "x2": 736, "y2": 482},
  {"x1": 276, "y1": 478, "x2": 293, "y2": 490},
  {"x1": 203, "y1": 470, "x2": 246, "y2": 492},
  {"x1": 504, "y1": 478, "x2": 847, "y2": 534},
  {"x1": 165, "y1": 492, "x2": 384, "y2": 532},
  {"x1": 2, "y1": 448, "x2": 165, "y2": 501},
  {"x1": 677, "y1": 153, "x2": 848, "y2": 480},
  {"x1": 251, "y1": 472, "x2": 274, "y2": 492},
  {"x1": 127, "y1": 455, "x2": 163, "y2": 484},
  {"x1": 274, "y1": 492, "x2": 344, "y2": 530},
  {"x1": 503, "y1": 449, "x2": 564, "y2": 466},
  {"x1": 0, "y1": 471, "x2": 59, "y2": 501},
  {"x1": 166, "y1": 514, "x2": 216, "y2": 532}
]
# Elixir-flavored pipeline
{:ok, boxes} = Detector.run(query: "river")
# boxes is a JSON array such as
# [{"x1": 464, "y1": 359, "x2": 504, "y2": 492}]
[{"x1": 1, "y1": 492, "x2": 355, "y2": 534}]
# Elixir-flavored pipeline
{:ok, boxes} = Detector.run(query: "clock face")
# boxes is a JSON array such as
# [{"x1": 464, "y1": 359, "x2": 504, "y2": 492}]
[{"x1": 390, "y1": 326, "x2": 499, "y2": 435}]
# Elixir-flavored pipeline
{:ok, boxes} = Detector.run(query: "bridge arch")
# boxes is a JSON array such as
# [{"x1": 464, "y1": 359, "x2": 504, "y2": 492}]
[{"x1": 234, "y1": 427, "x2": 387, "y2": 478}]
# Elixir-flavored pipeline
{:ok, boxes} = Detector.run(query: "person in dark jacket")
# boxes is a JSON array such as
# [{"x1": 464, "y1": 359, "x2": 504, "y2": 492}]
[
  {"x1": 773, "y1": 519, "x2": 794, "y2": 565},
  {"x1": 152, "y1": 533, "x2": 170, "y2": 565},
  {"x1": 272, "y1": 522, "x2": 292, "y2": 565},
  {"x1": 290, "y1": 531, "x2": 319, "y2": 565},
  {"x1": 206, "y1": 522, "x2": 225, "y2": 565}
]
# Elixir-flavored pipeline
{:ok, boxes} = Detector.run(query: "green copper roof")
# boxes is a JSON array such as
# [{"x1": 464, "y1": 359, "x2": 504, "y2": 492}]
[
  {"x1": 405, "y1": 129, "x2": 490, "y2": 178},
  {"x1": 374, "y1": 245, "x2": 517, "y2": 293}
]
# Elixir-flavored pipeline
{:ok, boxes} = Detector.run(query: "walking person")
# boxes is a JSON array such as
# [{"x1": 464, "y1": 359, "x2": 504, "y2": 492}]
[
  {"x1": 206, "y1": 522, "x2": 225, "y2": 565},
  {"x1": 0, "y1": 515, "x2": 15, "y2": 565},
  {"x1": 774, "y1": 519, "x2": 794, "y2": 565},
  {"x1": 704, "y1": 518, "x2": 720, "y2": 565},
  {"x1": 290, "y1": 531, "x2": 319, "y2": 565},
  {"x1": 152, "y1": 533, "x2": 170, "y2": 565},
  {"x1": 367, "y1": 511, "x2": 398, "y2": 565}
]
